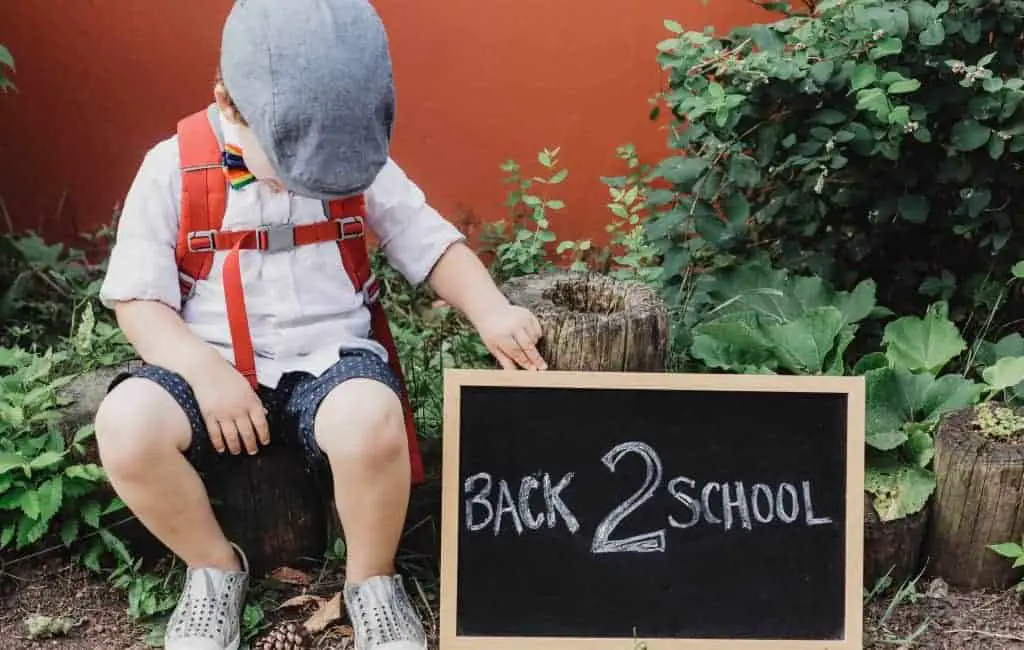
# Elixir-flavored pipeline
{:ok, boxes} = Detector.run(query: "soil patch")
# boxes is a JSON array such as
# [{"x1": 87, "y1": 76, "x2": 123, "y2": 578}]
[{"x1": 1, "y1": 557, "x2": 1021, "y2": 649}]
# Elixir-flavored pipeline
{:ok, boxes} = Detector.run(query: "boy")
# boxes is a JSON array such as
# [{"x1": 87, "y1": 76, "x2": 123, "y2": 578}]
[{"x1": 94, "y1": 1, "x2": 546, "y2": 649}]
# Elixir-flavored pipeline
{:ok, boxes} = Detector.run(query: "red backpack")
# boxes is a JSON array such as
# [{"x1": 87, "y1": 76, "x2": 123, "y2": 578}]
[{"x1": 171, "y1": 105, "x2": 424, "y2": 485}]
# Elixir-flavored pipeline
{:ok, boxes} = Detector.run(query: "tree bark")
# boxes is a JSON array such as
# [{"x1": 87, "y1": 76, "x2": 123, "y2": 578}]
[
  {"x1": 500, "y1": 271, "x2": 669, "y2": 372},
  {"x1": 925, "y1": 405, "x2": 1024, "y2": 590},
  {"x1": 863, "y1": 492, "x2": 929, "y2": 590}
]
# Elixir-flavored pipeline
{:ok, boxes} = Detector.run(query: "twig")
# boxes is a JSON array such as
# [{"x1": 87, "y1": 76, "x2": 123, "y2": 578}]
[
  {"x1": 945, "y1": 628, "x2": 1024, "y2": 642},
  {"x1": 0, "y1": 194, "x2": 13, "y2": 233}
]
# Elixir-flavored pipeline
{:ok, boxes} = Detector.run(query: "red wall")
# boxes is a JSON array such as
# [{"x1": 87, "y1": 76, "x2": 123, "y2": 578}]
[{"x1": 0, "y1": 1, "x2": 769, "y2": 247}]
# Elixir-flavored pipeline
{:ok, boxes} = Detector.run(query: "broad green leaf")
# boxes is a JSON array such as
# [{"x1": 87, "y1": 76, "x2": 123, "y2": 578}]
[
  {"x1": 950, "y1": 119, "x2": 992, "y2": 151},
  {"x1": 0, "y1": 524, "x2": 14, "y2": 549},
  {"x1": 656, "y1": 156, "x2": 709, "y2": 189},
  {"x1": 28, "y1": 451, "x2": 65, "y2": 472},
  {"x1": 763, "y1": 307, "x2": 846, "y2": 375},
  {"x1": 887, "y1": 79, "x2": 921, "y2": 94},
  {"x1": 722, "y1": 193, "x2": 751, "y2": 224},
  {"x1": 851, "y1": 63, "x2": 878, "y2": 91},
  {"x1": 691, "y1": 312, "x2": 777, "y2": 373},
  {"x1": 865, "y1": 463, "x2": 935, "y2": 521},
  {"x1": 870, "y1": 37, "x2": 903, "y2": 59},
  {"x1": 665, "y1": 19, "x2": 684, "y2": 33},
  {"x1": 898, "y1": 195, "x2": 929, "y2": 223},
  {"x1": 904, "y1": 427, "x2": 935, "y2": 468},
  {"x1": 883, "y1": 308, "x2": 966, "y2": 373},
  {"x1": 16, "y1": 515, "x2": 48, "y2": 550},
  {"x1": 60, "y1": 517, "x2": 80, "y2": 548},
  {"x1": 0, "y1": 44, "x2": 14, "y2": 71},
  {"x1": 36, "y1": 476, "x2": 63, "y2": 523},
  {"x1": 989, "y1": 542, "x2": 1024, "y2": 558},
  {"x1": 80, "y1": 500, "x2": 102, "y2": 528},
  {"x1": 853, "y1": 352, "x2": 889, "y2": 374},
  {"x1": 865, "y1": 368, "x2": 981, "y2": 451},
  {"x1": 0, "y1": 452, "x2": 26, "y2": 475},
  {"x1": 810, "y1": 61, "x2": 835, "y2": 85},
  {"x1": 982, "y1": 357, "x2": 1024, "y2": 392},
  {"x1": 100, "y1": 529, "x2": 133, "y2": 565},
  {"x1": 1013, "y1": 262, "x2": 1024, "y2": 279},
  {"x1": 918, "y1": 21, "x2": 945, "y2": 47},
  {"x1": 20, "y1": 490, "x2": 40, "y2": 520}
]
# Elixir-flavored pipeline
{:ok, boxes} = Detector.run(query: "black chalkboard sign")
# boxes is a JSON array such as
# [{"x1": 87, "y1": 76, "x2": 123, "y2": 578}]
[{"x1": 440, "y1": 369, "x2": 864, "y2": 649}]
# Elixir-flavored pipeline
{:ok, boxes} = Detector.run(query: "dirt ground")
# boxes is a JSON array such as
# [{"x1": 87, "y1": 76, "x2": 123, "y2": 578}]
[{"x1": 1, "y1": 557, "x2": 1021, "y2": 649}]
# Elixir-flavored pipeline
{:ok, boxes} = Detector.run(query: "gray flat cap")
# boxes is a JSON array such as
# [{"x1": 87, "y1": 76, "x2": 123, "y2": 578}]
[{"x1": 220, "y1": 0, "x2": 395, "y2": 199}]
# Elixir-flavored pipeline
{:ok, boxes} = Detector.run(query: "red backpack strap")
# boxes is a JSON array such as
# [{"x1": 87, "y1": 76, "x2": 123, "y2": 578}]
[
  {"x1": 175, "y1": 104, "x2": 227, "y2": 303},
  {"x1": 326, "y1": 197, "x2": 425, "y2": 486}
]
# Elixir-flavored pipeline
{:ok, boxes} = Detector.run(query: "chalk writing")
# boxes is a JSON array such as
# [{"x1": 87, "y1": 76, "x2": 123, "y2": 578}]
[{"x1": 463, "y1": 440, "x2": 834, "y2": 552}]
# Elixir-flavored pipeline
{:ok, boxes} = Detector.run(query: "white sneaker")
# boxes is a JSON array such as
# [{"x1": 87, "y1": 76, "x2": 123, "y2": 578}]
[
  {"x1": 344, "y1": 574, "x2": 427, "y2": 650},
  {"x1": 164, "y1": 544, "x2": 249, "y2": 650}
]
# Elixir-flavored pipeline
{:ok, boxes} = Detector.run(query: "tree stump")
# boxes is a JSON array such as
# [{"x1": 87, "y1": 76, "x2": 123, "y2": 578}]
[
  {"x1": 925, "y1": 404, "x2": 1024, "y2": 590},
  {"x1": 863, "y1": 492, "x2": 929, "y2": 589},
  {"x1": 500, "y1": 271, "x2": 669, "y2": 372},
  {"x1": 60, "y1": 364, "x2": 329, "y2": 576}
]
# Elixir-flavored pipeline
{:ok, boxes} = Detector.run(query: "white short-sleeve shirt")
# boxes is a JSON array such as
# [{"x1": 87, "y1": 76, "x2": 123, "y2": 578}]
[{"x1": 100, "y1": 110, "x2": 465, "y2": 389}]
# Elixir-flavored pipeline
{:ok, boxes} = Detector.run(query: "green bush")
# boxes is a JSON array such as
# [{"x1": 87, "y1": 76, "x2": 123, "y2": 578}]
[
  {"x1": 647, "y1": 0, "x2": 1024, "y2": 335},
  {"x1": 0, "y1": 41, "x2": 13, "y2": 92}
]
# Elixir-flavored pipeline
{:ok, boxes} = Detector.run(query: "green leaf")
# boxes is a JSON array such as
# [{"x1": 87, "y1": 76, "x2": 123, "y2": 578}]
[
  {"x1": 865, "y1": 463, "x2": 935, "y2": 521},
  {"x1": 919, "y1": 21, "x2": 945, "y2": 47},
  {"x1": 870, "y1": 37, "x2": 903, "y2": 59},
  {"x1": 16, "y1": 515, "x2": 48, "y2": 549},
  {"x1": 60, "y1": 517, "x2": 80, "y2": 548},
  {"x1": 1012, "y1": 262, "x2": 1024, "y2": 279},
  {"x1": 664, "y1": 19, "x2": 684, "y2": 33},
  {"x1": 865, "y1": 368, "x2": 981, "y2": 451},
  {"x1": 989, "y1": 543, "x2": 1024, "y2": 558},
  {"x1": 950, "y1": 119, "x2": 992, "y2": 151},
  {"x1": 898, "y1": 195, "x2": 929, "y2": 223},
  {"x1": 904, "y1": 428, "x2": 935, "y2": 468},
  {"x1": 722, "y1": 193, "x2": 751, "y2": 224},
  {"x1": 81, "y1": 501, "x2": 102, "y2": 528},
  {"x1": 853, "y1": 352, "x2": 889, "y2": 374},
  {"x1": 851, "y1": 63, "x2": 878, "y2": 91},
  {"x1": 0, "y1": 44, "x2": 14, "y2": 71},
  {"x1": 20, "y1": 490, "x2": 41, "y2": 520},
  {"x1": 656, "y1": 156, "x2": 709, "y2": 189},
  {"x1": 37, "y1": 476, "x2": 63, "y2": 524},
  {"x1": 0, "y1": 524, "x2": 14, "y2": 549},
  {"x1": 982, "y1": 357, "x2": 1024, "y2": 393},
  {"x1": 810, "y1": 60, "x2": 835, "y2": 85},
  {"x1": 29, "y1": 451, "x2": 65, "y2": 472},
  {"x1": 887, "y1": 79, "x2": 921, "y2": 94},
  {"x1": 0, "y1": 452, "x2": 26, "y2": 475},
  {"x1": 883, "y1": 308, "x2": 966, "y2": 373},
  {"x1": 763, "y1": 307, "x2": 847, "y2": 375}
]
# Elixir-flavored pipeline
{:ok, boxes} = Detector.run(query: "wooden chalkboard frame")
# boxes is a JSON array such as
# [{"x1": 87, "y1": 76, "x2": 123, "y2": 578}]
[{"x1": 440, "y1": 369, "x2": 866, "y2": 650}]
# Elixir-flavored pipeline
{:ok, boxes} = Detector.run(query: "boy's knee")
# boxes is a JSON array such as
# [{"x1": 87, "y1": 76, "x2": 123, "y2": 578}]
[
  {"x1": 95, "y1": 378, "x2": 190, "y2": 479},
  {"x1": 314, "y1": 379, "x2": 406, "y2": 468}
]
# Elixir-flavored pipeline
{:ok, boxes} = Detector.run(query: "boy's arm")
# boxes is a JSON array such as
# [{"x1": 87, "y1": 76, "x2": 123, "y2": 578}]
[
  {"x1": 101, "y1": 137, "x2": 269, "y2": 454},
  {"x1": 364, "y1": 159, "x2": 546, "y2": 370},
  {"x1": 425, "y1": 242, "x2": 546, "y2": 370}
]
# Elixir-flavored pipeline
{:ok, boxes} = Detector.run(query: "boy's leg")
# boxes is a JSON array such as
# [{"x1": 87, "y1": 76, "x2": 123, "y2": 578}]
[
  {"x1": 95, "y1": 367, "x2": 248, "y2": 650},
  {"x1": 289, "y1": 350, "x2": 425, "y2": 650},
  {"x1": 95, "y1": 372, "x2": 238, "y2": 571}
]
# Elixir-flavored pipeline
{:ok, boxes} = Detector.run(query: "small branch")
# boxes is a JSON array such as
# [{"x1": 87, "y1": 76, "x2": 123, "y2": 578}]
[{"x1": 945, "y1": 628, "x2": 1024, "y2": 642}]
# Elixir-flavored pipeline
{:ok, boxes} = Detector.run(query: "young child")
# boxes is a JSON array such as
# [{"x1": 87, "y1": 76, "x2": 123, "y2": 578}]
[{"x1": 94, "y1": 1, "x2": 546, "y2": 649}]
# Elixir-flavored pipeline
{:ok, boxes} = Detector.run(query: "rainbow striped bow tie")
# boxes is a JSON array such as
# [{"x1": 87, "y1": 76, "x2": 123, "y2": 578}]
[{"x1": 221, "y1": 144, "x2": 257, "y2": 190}]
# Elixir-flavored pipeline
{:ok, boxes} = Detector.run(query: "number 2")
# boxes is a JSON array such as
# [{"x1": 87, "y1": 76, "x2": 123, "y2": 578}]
[{"x1": 591, "y1": 441, "x2": 666, "y2": 554}]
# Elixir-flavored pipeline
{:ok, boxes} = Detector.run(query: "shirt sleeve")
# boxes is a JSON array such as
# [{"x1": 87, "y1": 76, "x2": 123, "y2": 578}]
[
  {"x1": 99, "y1": 136, "x2": 184, "y2": 311},
  {"x1": 364, "y1": 158, "x2": 466, "y2": 286}
]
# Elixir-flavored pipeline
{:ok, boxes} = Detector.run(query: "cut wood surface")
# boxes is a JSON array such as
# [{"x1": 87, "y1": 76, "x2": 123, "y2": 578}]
[
  {"x1": 500, "y1": 271, "x2": 669, "y2": 372},
  {"x1": 863, "y1": 492, "x2": 929, "y2": 589},
  {"x1": 926, "y1": 406, "x2": 1024, "y2": 590}
]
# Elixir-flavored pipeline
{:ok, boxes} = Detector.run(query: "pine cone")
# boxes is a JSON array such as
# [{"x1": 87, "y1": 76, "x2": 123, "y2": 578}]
[{"x1": 254, "y1": 621, "x2": 313, "y2": 650}]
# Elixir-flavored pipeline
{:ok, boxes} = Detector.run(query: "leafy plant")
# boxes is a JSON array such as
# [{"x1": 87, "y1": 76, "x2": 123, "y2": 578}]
[
  {"x1": 0, "y1": 42, "x2": 14, "y2": 93},
  {"x1": 483, "y1": 148, "x2": 575, "y2": 282},
  {"x1": 647, "y1": 0, "x2": 1024, "y2": 335},
  {"x1": 685, "y1": 259, "x2": 881, "y2": 375},
  {"x1": 989, "y1": 538, "x2": 1024, "y2": 591}
]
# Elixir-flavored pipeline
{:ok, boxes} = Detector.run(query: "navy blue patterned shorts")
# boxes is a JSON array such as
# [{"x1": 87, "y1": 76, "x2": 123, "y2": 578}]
[{"x1": 108, "y1": 349, "x2": 401, "y2": 477}]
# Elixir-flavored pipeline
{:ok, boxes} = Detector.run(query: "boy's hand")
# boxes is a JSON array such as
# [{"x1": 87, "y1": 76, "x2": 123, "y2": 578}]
[
  {"x1": 188, "y1": 355, "x2": 270, "y2": 456},
  {"x1": 475, "y1": 304, "x2": 548, "y2": 371}
]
